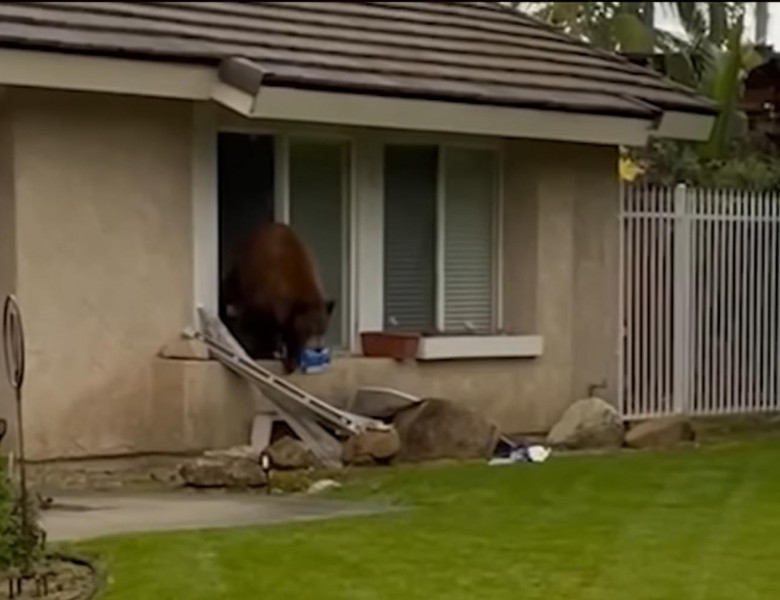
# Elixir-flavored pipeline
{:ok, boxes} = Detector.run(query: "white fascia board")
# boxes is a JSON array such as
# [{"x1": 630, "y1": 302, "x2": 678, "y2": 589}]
[
  {"x1": 241, "y1": 86, "x2": 653, "y2": 146},
  {"x1": 653, "y1": 111, "x2": 716, "y2": 141},
  {"x1": 0, "y1": 48, "x2": 215, "y2": 100}
]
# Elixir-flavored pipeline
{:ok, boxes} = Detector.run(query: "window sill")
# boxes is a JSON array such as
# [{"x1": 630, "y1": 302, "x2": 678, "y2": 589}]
[{"x1": 416, "y1": 335, "x2": 543, "y2": 361}]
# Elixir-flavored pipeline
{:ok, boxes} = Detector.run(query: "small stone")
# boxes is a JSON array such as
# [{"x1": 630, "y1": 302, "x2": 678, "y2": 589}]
[
  {"x1": 266, "y1": 436, "x2": 318, "y2": 470},
  {"x1": 625, "y1": 416, "x2": 695, "y2": 449},
  {"x1": 204, "y1": 445, "x2": 262, "y2": 462},
  {"x1": 306, "y1": 479, "x2": 342, "y2": 494},
  {"x1": 547, "y1": 397, "x2": 624, "y2": 450},
  {"x1": 342, "y1": 428, "x2": 401, "y2": 465},
  {"x1": 180, "y1": 459, "x2": 232, "y2": 487},
  {"x1": 225, "y1": 458, "x2": 267, "y2": 487},
  {"x1": 159, "y1": 336, "x2": 210, "y2": 360},
  {"x1": 179, "y1": 457, "x2": 266, "y2": 488}
]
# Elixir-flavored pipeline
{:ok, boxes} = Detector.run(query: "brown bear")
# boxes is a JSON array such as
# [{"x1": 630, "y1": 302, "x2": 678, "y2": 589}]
[{"x1": 221, "y1": 222, "x2": 335, "y2": 373}]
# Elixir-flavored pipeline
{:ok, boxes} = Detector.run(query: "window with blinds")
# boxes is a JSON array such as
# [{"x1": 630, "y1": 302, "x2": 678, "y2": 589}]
[
  {"x1": 443, "y1": 148, "x2": 497, "y2": 333},
  {"x1": 383, "y1": 145, "x2": 438, "y2": 331},
  {"x1": 383, "y1": 144, "x2": 497, "y2": 334}
]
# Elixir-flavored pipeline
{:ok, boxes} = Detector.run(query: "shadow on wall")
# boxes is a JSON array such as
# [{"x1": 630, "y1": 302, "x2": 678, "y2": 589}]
[{"x1": 0, "y1": 417, "x2": 6, "y2": 444}]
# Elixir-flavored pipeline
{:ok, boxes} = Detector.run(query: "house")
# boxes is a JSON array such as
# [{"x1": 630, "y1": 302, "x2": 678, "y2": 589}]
[{"x1": 0, "y1": 2, "x2": 715, "y2": 461}]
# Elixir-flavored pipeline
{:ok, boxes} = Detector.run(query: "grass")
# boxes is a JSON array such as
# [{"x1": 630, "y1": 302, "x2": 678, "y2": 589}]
[{"x1": 75, "y1": 438, "x2": 780, "y2": 600}]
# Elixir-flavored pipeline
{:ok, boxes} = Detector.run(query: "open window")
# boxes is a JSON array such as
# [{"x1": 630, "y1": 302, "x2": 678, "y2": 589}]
[{"x1": 217, "y1": 132, "x2": 350, "y2": 350}]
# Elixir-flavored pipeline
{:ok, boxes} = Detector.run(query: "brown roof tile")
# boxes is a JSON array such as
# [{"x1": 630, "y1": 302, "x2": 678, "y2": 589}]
[{"x1": 0, "y1": 1, "x2": 716, "y2": 118}]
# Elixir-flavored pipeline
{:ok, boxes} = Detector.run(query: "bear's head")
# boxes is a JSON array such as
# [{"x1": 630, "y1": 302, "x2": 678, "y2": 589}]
[{"x1": 292, "y1": 299, "x2": 336, "y2": 350}]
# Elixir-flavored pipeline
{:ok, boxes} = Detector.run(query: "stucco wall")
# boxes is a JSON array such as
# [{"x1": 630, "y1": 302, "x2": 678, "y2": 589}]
[
  {"x1": 161, "y1": 138, "x2": 619, "y2": 442},
  {"x1": 0, "y1": 91, "x2": 16, "y2": 452},
  {"x1": 6, "y1": 90, "x2": 619, "y2": 458},
  {"x1": 10, "y1": 89, "x2": 194, "y2": 460}
]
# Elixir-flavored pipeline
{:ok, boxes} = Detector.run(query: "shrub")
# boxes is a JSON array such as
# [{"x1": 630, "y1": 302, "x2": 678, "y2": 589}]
[{"x1": 0, "y1": 461, "x2": 45, "y2": 578}]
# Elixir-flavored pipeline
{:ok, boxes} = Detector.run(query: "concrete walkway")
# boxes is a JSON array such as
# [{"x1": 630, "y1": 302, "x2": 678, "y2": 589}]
[{"x1": 42, "y1": 492, "x2": 392, "y2": 541}]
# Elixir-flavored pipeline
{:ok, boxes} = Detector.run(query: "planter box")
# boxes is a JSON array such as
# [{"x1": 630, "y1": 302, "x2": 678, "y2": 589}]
[{"x1": 360, "y1": 331, "x2": 420, "y2": 360}]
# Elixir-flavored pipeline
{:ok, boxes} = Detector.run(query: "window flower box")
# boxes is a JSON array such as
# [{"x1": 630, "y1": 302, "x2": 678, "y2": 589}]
[{"x1": 360, "y1": 331, "x2": 420, "y2": 360}]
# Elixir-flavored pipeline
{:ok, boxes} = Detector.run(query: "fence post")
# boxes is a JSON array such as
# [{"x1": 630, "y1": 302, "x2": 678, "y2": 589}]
[{"x1": 673, "y1": 184, "x2": 690, "y2": 414}]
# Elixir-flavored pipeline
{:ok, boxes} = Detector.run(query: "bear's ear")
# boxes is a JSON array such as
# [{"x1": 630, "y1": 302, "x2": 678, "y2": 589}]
[{"x1": 325, "y1": 300, "x2": 336, "y2": 316}]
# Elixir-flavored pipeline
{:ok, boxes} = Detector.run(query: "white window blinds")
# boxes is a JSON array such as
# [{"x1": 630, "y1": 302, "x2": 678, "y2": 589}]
[
  {"x1": 443, "y1": 148, "x2": 497, "y2": 333},
  {"x1": 383, "y1": 144, "x2": 497, "y2": 333},
  {"x1": 383, "y1": 145, "x2": 438, "y2": 331}
]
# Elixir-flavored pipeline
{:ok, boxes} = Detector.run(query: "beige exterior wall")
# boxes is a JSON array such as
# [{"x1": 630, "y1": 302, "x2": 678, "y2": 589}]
[
  {"x1": 0, "y1": 91, "x2": 16, "y2": 452},
  {"x1": 3, "y1": 89, "x2": 618, "y2": 459},
  {"x1": 8, "y1": 89, "x2": 194, "y2": 460},
  {"x1": 161, "y1": 138, "x2": 619, "y2": 442}
]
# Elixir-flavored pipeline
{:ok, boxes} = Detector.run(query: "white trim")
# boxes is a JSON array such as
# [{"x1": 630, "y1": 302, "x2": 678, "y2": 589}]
[
  {"x1": 354, "y1": 136, "x2": 385, "y2": 344},
  {"x1": 0, "y1": 48, "x2": 214, "y2": 99},
  {"x1": 340, "y1": 140, "x2": 353, "y2": 351},
  {"x1": 652, "y1": 111, "x2": 715, "y2": 141},
  {"x1": 435, "y1": 146, "x2": 447, "y2": 332},
  {"x1": 494, "y1": 145, "x2": 505, "y2": 330},
  {"x1": 191, "y1": 103, "x2": 218, "y2": 321},
  {"x1": 348, "y1": 141, "x2": 359, "y2": 352},
  {"x1": 274, "y1": 134, "x2": 290, "y2": 223},
  {"x1": 416, "y1": 335, "x2": 543, "y2": 360},
  {"x1": 245, "y1": 87, "x2": 653, "y2": 146}
]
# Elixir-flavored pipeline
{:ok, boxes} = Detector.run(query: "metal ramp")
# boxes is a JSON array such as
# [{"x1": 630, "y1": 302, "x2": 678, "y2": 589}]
[{"x1": 188, "y1": 308, "x2": 389, "y2": 469}]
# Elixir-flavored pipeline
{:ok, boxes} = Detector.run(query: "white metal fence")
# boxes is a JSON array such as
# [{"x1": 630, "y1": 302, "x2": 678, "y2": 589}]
[{"x1": 619, "y1": 184, "x2": 780, "y2": 418}]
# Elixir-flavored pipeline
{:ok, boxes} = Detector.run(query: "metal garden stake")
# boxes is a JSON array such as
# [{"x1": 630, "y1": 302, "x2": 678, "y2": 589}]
[{"x1": 3, "y1": 294, "x2": 30, "y2": 554}]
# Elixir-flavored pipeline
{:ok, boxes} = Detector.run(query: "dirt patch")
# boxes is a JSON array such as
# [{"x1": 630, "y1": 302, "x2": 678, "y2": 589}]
[{"x1": 1, "y1": 556, "x2": 97, "y2": 600}]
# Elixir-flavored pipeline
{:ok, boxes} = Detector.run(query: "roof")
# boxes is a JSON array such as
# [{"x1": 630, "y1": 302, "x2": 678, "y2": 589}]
[{"x1": 0, "y1": 1, "x2": 716, "y2": 120}]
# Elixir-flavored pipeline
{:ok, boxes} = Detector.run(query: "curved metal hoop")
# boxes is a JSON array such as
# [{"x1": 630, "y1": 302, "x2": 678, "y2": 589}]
[{"x1": 3, "y1": 294, "x2": 25, "y2": 391}]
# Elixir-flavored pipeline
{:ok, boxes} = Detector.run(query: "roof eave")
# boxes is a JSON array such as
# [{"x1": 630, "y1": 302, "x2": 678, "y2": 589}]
[{"x1": 651, "y1": 110, "x2": 716, "y2": 141}]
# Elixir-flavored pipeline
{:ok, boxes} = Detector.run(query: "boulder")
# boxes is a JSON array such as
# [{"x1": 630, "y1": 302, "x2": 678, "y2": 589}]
[
  {"x1": 180, "y1": 457, "x2": 266, "y2": 488},
  {"x1": 547, "y1": 397, "x2": 624, "y2": 449},
  {"x1": 342, "y1": 428, "x2": 401, "y2": 465},
  {"x1": 159, "y1": 336, "x2": 210, "y2": 360},
  {"x1": 625, "y1": 416, "x2": 694, "y2": 449},
  {"x1": 204, "y1": 445, "x2": 262, "y2": 462},
  {"x1": 266, "y1": 436, "x2": 318, "y2": 470},
  {"x1": 350, "y1": 387, "x2": 421, "y2": 420},
  {"x1": 393, "y1": 398, "x2": 500, "y2": 463}
]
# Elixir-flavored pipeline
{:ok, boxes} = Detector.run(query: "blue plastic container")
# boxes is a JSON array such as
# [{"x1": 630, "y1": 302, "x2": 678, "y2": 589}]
[{"x1": 299, "y1": 347, "x2": 331, "y2": 374}]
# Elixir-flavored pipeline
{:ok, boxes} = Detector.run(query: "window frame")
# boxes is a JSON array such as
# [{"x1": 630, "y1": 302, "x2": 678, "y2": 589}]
[
  {"x1": 193, "y1": 112, "x2": 506, "y2": 354},
  {"x1": 382, "y1": 138, "x2": 505, "y2": 334},
  {"x1": 216, "y1": 124, "x2": 355, "y2": 351}
]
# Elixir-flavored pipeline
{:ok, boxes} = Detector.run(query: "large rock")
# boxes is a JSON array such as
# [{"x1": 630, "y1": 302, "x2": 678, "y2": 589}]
[
  {"x1": 342, "y1": 428, "x2": 401, "y2": 465},
  {"x1": 626, "y1": 416, "x2": 694, "y2": 449},
  {"x1": 350, "y1": 387, "x2": 421, "y2": 420},
  {"x1": 547, "y1": 397, "x2": 624, "y2": 449},
  {"x1": 266, "y1": 436, "x2": 318, "y2": 470},
  {"x1": 180, "y1": 457, "x2": 266, "y2": 488},
  {"x1": 204, "y1": 445, "x2": 262, "y2": 462},
  {"x1": 393, "y1": 398, "x2": 500, "y2": 463}
]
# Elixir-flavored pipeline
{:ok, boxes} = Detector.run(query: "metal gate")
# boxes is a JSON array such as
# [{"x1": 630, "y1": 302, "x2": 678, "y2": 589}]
[{"x1": 619, "y1": 184, "x2": 780, "y2": 418}]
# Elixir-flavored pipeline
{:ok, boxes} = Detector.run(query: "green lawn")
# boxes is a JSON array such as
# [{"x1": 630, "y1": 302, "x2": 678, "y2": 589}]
[{"x1": 78, "y1": 439, "x2": 780, "y2": 600}]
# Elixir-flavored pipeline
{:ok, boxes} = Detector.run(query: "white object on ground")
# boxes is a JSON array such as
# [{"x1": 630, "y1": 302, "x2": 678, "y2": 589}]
[
  {"x1": 306, "y1": 479, "x2": 342, "y2": 494},
  {"x1": 488, "y1": 445, "x2": 551, "y2": 466},
  {"x1": 527, "y1": 445, "x2": 551, "y2": 463}
]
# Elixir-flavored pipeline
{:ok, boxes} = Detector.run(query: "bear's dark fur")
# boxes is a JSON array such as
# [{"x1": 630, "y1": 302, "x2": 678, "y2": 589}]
[{"x1": 221, "y1": 222, "x2": 334, "y2": 373}]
